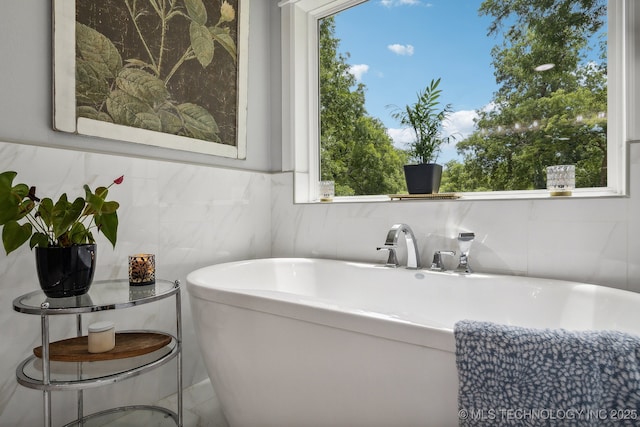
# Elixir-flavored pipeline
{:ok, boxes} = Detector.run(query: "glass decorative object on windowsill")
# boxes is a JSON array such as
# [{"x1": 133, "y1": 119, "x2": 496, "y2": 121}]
[
  {"x1": 319, "y1": 181, "x2": 335, "y2": 202},
  {"x1": 546, "y1": 165, "x2": 575, "y2": 196}
]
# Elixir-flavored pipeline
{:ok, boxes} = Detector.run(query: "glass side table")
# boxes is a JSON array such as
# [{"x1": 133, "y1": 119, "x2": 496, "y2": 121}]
[{"x1": 13, "y1": 279, "x2": 183, "y2": 427}]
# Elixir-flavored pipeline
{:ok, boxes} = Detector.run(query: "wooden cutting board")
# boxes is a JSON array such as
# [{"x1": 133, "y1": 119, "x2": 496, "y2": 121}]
[{"x1": 33, "y1": 332, "x2": 172, "y2": 362}]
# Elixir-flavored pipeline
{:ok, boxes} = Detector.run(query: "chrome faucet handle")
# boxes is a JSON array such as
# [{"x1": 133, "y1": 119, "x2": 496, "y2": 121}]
[
  {"x1": 430, "y1": 250, "x2": 456, "y2": 271},
  {"x1": 455, "y1": 232, "x2": 475, "y2": 274},
  {"x1": 377, "y1": 245, "x2": 399, "y2": 268}
]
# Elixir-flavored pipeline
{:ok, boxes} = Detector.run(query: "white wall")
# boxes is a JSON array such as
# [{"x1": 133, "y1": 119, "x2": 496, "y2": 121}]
[
  {"x1": 0, "y1": 0, "x2": 275, "y2": 172},
  {"x1": 0, "y1": 143, "x2": 272, "y2": 425},
  {"x1": 1, "y1": 0, "x2": 639, "y2": 424},
  {"x1": 272, "y1": 141, "x2": 640, "y2": 291},
  {"x1": 270, "y1": 0, "x2": 640, "y2": 292},
  {"x1": 0, "y1": 0, "x2": 277, "y2": 425}
]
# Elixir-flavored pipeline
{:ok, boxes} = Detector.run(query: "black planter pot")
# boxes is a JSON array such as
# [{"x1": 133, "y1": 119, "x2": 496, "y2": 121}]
[
  {"x1": 35, "y1": 244, "x2": 97, "y2": 298},
  {"x1": 403, "y1": 163, "x2": 443, "y2": 194}
]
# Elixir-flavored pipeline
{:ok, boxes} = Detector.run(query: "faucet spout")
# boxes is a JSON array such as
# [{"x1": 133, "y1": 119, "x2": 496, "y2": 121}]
[
  {"x1": 381, "y1": 224, "x2": 421, "y2": 269},
  {"x1": 455, "y1": 232, "x2": 475, "y2": 274}
]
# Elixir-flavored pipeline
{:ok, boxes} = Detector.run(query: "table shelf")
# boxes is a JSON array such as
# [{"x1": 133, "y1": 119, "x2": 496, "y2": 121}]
[
  {"x1": 62, "y1": 405, "x2": 178, "y2": 427},
  {"x1": 13, "y1": 279, "x2": 183, "y2": 426}
]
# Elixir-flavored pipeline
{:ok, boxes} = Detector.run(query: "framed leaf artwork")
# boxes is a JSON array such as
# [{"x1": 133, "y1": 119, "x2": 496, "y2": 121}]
[{"x1": 53, "y1": 0, "x2": 248, "y2": 159}]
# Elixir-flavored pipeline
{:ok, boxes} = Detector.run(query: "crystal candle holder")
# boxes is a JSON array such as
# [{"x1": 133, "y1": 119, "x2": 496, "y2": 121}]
[
  {"x1": 319, "y1": 180, "x2": 335, "y2": 202},
  {"x1": 546, "y1": 165, "x2": 575, "y2": 196}
]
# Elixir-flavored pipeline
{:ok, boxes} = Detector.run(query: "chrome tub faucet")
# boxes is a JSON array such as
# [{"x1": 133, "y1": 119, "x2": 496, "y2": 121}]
[
  {"x1": 377, "y1": 223, "x2": 421, "y2": 269},
  {"x1": 455, "y1": 232, "x2": 475, "y2": 274}
]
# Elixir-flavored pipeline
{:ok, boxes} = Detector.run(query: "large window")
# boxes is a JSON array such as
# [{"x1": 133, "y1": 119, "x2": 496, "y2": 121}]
[{"x1": 279, "y1": 0, "x2": 631, "y2": 202}]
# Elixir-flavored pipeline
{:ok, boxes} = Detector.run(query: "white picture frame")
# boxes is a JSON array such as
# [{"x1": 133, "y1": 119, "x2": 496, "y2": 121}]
[{"x1": 53, "y1": 0, "x2": 248, "y2": 160}]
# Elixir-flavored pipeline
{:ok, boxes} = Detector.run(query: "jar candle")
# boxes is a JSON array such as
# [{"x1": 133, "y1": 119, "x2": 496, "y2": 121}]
[
  {"x1": 129, "y1": 254, "x2": 156, "y2": 286},
  {"x1": 88, "y1": 321, "x2": 116, "y2": 353}
]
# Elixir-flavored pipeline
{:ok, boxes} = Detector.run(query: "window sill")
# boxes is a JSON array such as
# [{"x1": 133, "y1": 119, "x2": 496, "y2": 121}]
[{"x1": 309, "y1": 188, "x2": 626, "y2": 204}]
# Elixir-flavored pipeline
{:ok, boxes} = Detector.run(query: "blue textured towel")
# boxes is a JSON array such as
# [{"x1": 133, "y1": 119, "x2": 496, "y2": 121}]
[{"x1": 455, "y1": 320, "x2": 640, "y2": 426}]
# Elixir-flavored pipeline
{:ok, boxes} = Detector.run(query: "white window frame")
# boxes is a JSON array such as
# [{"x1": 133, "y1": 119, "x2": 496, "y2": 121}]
[{"x1": 280, "y1": 0, "x2": 634, "y2": 203}]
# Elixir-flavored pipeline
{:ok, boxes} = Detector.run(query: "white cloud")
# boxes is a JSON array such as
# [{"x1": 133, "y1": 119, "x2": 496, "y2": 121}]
[
  {"x1": 387, "y1": 127, "x2": 415, "y2": 150},
  {"x1": 387, "y1": 44, "x2": 414, "y2": 56},
  {"x1": 381, "y1": 0, "x2": 425, "y2": 7},
  {"x1": 443, "y1": 109, "x2": 478, "y2": 141},
  {"x1": 387, "y1": 109, "x2": 480, "y2": 152},
  {"x1": 349, "y1": 64, "x2": 370, "y2": 81},
  {"x1": 481, "y1": 102, "x2": 498, "y2": 114}
]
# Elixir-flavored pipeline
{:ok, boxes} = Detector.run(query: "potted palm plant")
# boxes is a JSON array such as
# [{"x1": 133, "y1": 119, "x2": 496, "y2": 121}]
[
  {"x1": 0, "y1": 171, "x2": 123, "y2": 297},
  {"x1": 390, "y1": 78, "x2": 455, "y2": 194}
]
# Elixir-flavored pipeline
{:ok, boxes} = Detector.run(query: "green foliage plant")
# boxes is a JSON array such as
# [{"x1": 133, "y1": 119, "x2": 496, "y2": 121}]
[
  {"x1": 448, "y1": 0, "x2": 608, "y2": 191},
  {"x1": 76, "y1": 0, "x2": 237, "y2": 143},
  {"x1": 0, "y1": 172, "x2": 124, "y2": 255},
  {"x1": 389, "y1": 78, "x2": 455, "y2": 165}
]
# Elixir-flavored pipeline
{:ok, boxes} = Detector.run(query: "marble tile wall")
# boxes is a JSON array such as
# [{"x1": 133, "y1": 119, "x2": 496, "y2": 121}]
[
  {"x1": 1, "y1": 140, "x2": 638, "y2": 425},
  {"x1": 0, "y1": 140, "x2": 271, "y2": 426},
  {"x1": 272, "y1": 142, "x2": 640, "y2": 293}
]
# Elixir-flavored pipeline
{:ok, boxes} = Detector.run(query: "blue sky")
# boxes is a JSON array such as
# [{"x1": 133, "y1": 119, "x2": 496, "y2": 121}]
[{"x1": 332, "y1": 0, "x2": 502, "y2": 163}]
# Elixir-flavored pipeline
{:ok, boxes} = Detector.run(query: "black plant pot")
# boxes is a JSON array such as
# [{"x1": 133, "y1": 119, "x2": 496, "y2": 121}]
[
  {"x1": 403, "y1": 163, "x2": 443, "y2": 194},
  {"x1": 35, "y1": 244, "x2": 97, "y2": 298}
]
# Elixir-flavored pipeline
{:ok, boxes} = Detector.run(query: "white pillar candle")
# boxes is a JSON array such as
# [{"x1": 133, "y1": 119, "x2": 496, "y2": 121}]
[{"x1": 88, "y1": 321, "x2": 115, "y2": 353}]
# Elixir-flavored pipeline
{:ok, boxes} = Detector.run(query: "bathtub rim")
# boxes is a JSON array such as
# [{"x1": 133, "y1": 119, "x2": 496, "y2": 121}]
[
  {"x1": 187, "y1": 257, "x2": 640, "y2": 354},
  {"x1": 187, "y1": 258, "x2": 457, "y2": 352}
]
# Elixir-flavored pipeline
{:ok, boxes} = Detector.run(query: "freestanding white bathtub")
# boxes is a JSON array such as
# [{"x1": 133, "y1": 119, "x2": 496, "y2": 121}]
[{"x1": 187, "y1": 258, "x2": 640, "y2": 427}]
